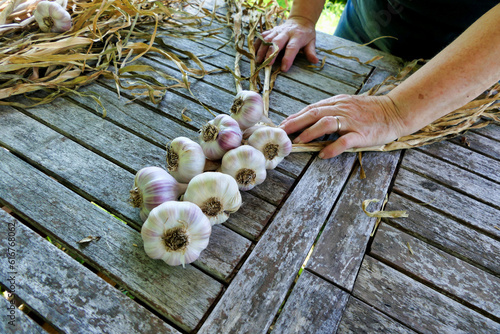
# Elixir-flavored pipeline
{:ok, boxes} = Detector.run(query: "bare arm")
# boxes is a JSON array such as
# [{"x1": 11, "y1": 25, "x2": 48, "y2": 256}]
[{"x1": 280, "y1": 4, "x2": 500, "y2": 158}]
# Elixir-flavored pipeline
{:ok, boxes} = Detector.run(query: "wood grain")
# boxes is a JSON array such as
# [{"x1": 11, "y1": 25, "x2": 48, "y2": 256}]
[
  {"x1": 385, "y1": 193, "x2": 500, "y2": 275},
  {"x1": 337, "y1": 297, "x2": 417, "y2": 334},
  {"x1": 199, "y1": 153, "x2": 357, "y2": 333},
  {"x1": 353, "y1": 256, "x2": 500, "y2": 333},
  {"x1": 0, "y1": 211, "x2": 179, "y2": 334},
  {"x1": 0, "y1": 149, "x2": 221, "y2": 331},
  {"x1": 307, "y1": 150, "x2": 401, "y2": 291},
  {"x1": 272, "y1": 270, "x2": 349, "y2": 334},
  {"x1": 371, "y1": 224, "x2": 500, "y2": 318},
  {"x1": 393, "y1": 168, "x2": 500, "y2": 238},
  {"x1": 450, "y1": 131, "x2": 500, "y2": 160}
]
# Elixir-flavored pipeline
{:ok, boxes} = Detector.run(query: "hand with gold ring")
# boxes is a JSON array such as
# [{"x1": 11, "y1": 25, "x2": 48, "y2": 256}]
[{"x1": 279, "y1": 94, "x2": 406, "y2": 159}]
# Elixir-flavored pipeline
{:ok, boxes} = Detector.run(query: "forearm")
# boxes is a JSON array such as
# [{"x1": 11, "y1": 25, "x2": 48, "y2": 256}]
[
  {"x1": 289, "y1": 0, "x2": 325, "y2": 25},
  {"x1": 388, "y1": 4, "x2": 500, "y2": 135}
]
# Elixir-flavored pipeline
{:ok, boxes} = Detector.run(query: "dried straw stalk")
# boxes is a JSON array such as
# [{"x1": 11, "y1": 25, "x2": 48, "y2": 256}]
[{"x1": 0, "y1": 0, "x2": 218, "y2": 111}]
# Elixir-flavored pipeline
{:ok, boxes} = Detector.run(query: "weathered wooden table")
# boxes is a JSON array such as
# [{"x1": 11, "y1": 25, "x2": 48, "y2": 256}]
[{"x1": 1, "y1": 5, "x2": 499, "y2": 333}]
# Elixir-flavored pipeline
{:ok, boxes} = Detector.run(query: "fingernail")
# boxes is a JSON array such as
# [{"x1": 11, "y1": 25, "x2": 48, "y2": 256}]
[
  {"x1": 293, "y1": 138, "x2": 302, "y2": 144},
  {"x1": 318, "y1": 152, "x2": 325, "y2": 159}
]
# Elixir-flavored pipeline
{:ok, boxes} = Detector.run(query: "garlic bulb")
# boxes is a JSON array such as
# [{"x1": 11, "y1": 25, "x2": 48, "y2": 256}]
[
  {"x1": 130, "y1": 167, "x2": 188, "y2": 222},
  {"x1": 34, "y1": 1, "x2": 72, "y2": 33},
  {"x1": 200, "y1": 114, "x2": 242, "y2": 160},
  {"x1": 166, "y1": 137, "x2": 205, "y2": 183},
  {"x1": 183, "y1": 172, "x2": 242, "y2": 225},
  {"x1": 247, "y1": 126, "x2": 292, "y2": 169},
  {"x1": 221, "y1": 145, "x2": 266, "y2": 191},
  {"x1": 141, "y1": 201, "x2": 211, "y2": 267},
  {"x1": 230, "y1": 90, "x2": 265, "y2": 130}
]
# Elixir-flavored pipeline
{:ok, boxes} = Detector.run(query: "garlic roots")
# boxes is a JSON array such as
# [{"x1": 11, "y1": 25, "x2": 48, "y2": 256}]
[
  {"x1": 166, "y1": 137, "x2": 205, "y2": 183},
  {"x1": 230, "y1": 90, "x2": 265, "y2": 130},
  {"x1": 183, "y1": 172, "x2": 242, "y2": 225},
  {"x1": 221, "y1": 145, "x2": 267, "y2": 191},
  {"x1": 34, "y1": 1, "x2": 72, "y2": 33},
  {"x1": 130, "y1": 167, "x2": 188, "y2": 222},
  {"x1": 247, "y1": 126, "x2": 292, "y2": 169},
  {"x1": 141, "y1": 201, "x2": 211, "y2": 267},
  {"x1": 199, "y1": 114, "x2": 243, "y2": 160}
]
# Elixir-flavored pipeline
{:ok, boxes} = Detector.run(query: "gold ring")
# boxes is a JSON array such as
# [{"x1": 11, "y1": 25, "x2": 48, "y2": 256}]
[{"x1": 334, "y1": 116, "x2": 342, "y2": 132}]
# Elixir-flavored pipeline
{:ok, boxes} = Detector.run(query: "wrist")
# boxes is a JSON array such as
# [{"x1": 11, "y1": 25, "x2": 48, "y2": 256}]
[{"x1": 288, "y1": 15, "x2": 317, "y2": 27}]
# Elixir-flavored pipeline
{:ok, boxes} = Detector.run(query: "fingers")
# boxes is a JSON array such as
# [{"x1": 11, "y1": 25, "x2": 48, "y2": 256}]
[
  {"x1": 255, "y1": 30, "x2": 278, "y2": 63},
  {"x1": 281, "y1": 39, "x2": 302, "y2": 72},
  {"x1": 280, "y1": 106, "x2": 334, "y2": 135},
  {"x1": 293, "y1": 116, "x2": 343, "y2": 144},
  {"x1": 304, "y1": 39, "x2": 319, "y2": 64},
  {"x1": 319, "y1": 132, "x2": 362, "y2": 159}
]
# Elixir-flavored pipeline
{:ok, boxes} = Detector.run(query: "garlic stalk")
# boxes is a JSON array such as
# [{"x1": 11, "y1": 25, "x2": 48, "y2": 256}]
[
  {"x1": 230, "y1": 90, "x2": 265, "y2": 130},
  {"x1": 199, "y1": 114, "x2": 242, "y2": 160},
  {"x1": 247, "y1": 126, "x2": 292, "y2": 169},
  {"x1": 221, "y1": 145, "x2": 266, "y2": 191},
  {"x1": 166, "y1": 137, "x2": 205, "y2": 183},
  {"x1": 141, "y1": 201, "x2": 211, "y2": 267},
  {"x1": 34, "y1": 0, "x2": 72, "y2": 33},
  {"x1": 183, "y1": 172, "x2": 242, "y2": 225},
  {"x1": 130, "y1": 167, "x2": 188, "y2": 222}
]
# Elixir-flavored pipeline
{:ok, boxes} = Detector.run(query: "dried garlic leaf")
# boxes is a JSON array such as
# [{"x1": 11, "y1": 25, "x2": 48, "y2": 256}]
[
  {"x1": 362, "y1": 198, "x2": 408, "y2": 218},
  {"x1": 77, "y1": 236, "x2": 101, "y2": 244},
  {"x1": 181, "y1": 107, "x2": 192, "y2": 122}
]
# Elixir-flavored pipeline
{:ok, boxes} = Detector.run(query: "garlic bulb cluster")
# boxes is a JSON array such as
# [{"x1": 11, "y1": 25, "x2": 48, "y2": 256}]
[
  {"x1": 230, "y1": 90, "x2": 265, "y2": 130},
  {"x1": 34, "y1": 0, "x2": 72, "y2": 33},
  {"x1": 248, "y1": 127, "x2": 292, "y2": 169},
  {"x1": 200, "y1": 114, "x2": 242, "y2": 160},
  {"x1": 141, "y1": 201, "x2": 211, "y2": 267},
  {"x1": 166, "y1": 137, "x2": 205, "y2": 183},
  {"x1": 221, "y1": 145, "x2": 266, "y2": 191},
  {"x1": 130, "y1": 167, "x2": 187, "y2": 222},
  {"x1": 183, "y1": 172, "x2": 242, "y2": 225}
]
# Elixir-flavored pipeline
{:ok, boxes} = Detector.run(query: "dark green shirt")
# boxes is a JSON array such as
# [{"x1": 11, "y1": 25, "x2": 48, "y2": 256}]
[{"x1": 335, "y1": 0, "x2": 499, "y2": 59}]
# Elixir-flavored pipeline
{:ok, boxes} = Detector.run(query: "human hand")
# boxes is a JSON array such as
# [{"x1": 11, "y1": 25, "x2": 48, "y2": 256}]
[
  {"x1": 254, "y1": 16, "x2": 319, "y2": 72},
  {"x1": 279, "y1": 95, "x2": 406, "y2": 158}
]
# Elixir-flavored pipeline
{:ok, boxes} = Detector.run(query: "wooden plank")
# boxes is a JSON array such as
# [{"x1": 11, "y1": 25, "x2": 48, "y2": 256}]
[
  {"x1": 371, "y1": 224, "x2": 500, "y2": 319},
  {"x1": 0, "y1": 211, "x2": 179, "y2": 333},
  {"x1": 0, "y1": 107, "x2": 251, "y2": 281},
  {"x1": 0, "y1": 293, "x2": 46, "y2": 334},
  {"x1": 306, "y1": 150, "x2": 401, "y2": 291},
  {"x1": 353, "y1": 256, "x2": 500, "y2": 333},
  {"x1": 385, "y1": 193, "x2": 500, "y2": 275},
  {"x1": 337, "y1": 297, "x2": 417, "y2": 334},
  {"x1": 272, "y1": 270, "x2": 349, "y2": 334},
  {"x1": 401, "y1": 149, "x2": 500, "y2": 208},
  {"x1": 393, "y1": 168, "x2": 500, "y2": 238},
  {"x1": 248, "y1": 169, "x2": 295, "y2": 206},
  {"x1": 450, "y1": 131, "x2": 500, "y2": 160},
  {"x1": 417, "y1": 140, "x2": 500, "y2": 183},
  {"x1": 0, "y1": 149, "x2": 222, "y2": 331},
  {"x1": 474, "y1": 123, "x2": 500, "y2": 141},
  {"x1": 199, "y1": 153, "x2": 357, "y2": 333}
]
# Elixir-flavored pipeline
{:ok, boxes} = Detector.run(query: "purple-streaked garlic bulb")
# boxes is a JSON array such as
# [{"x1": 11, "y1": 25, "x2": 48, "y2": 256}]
[
  {"x1": 34, "y1": 1, "x2": 72, "y2": 33},
  {"x1": 230, "y1": 90, "x2": 265, "y2": 130},
  {"x1": 199, "y1": 114, "x2": 242, "y2": 160},
  {"x1": 183, "y1": 172, "x2": 241, "y2": 225},
  {"x1": 247, "y1": 126, "x2": 292, "y2": 169},
  {"x1": 141, "y1": 201, "x2": 211, "y2": 267},
  {"x1": 129, "y1": 167, "x2": 187, "y2": 222},
  {"x1": 166, "y1": 137, "x2": 205, "y2": 183},
  {"x1": 221, "y1": 145, "x2": 266, "y2": 191}
]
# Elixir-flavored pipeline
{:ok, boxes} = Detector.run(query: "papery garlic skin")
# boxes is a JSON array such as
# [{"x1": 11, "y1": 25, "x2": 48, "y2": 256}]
[
  {"x1": 230, "y1": 90, "x2": 265, "y2": 130},
  {"x1": 166, "y1": 137, "x2": 205, "y2": 183},
  {"x1": 221, "y1": 145, "x2": 266, "y2": 191},
  {"x1": 130, "y1": 167, "x2": 188, "y2": 222},
  {"x1": 183, "y1": 172, "x2": 242, "y2": 225},
  {"x1": 200, "y1": 114, "x2": 242, "y2": 160},
  {"x1": 247, "y1": 127, "x2": 292, "y2": 169},
  {"x1": 141, "y1": 201, "x2": 211, "y2": 267},
  {"x1": 34, "y1": 1, "x2": 72, "y2": 33}
]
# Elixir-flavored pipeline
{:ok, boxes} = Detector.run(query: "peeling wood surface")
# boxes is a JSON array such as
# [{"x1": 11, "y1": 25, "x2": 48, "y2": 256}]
[
  {"x1": 371, "y1": 224, "x2": 500, "y2": 318},
  {"x1": 353, "y1": 256, "x2": 500, "y2": 333},
  {"x1": 0, "y1": 211, "x2": 178, "y2": 334},
  {"x1": 272, "y1": 270, "x2": 349, "y2": 334}
]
